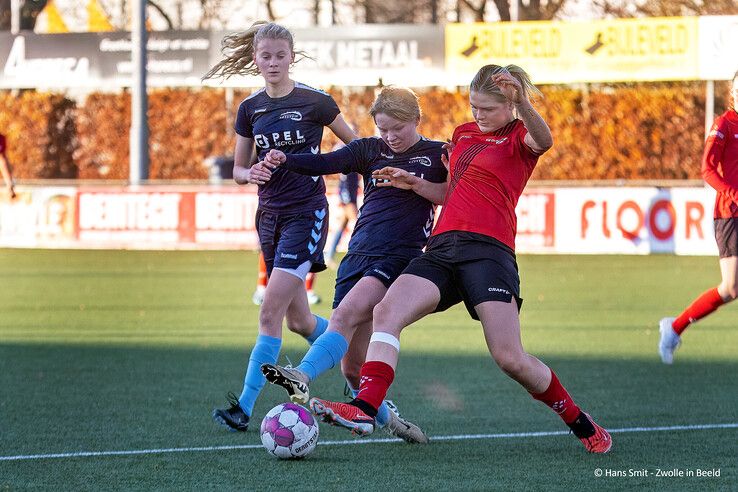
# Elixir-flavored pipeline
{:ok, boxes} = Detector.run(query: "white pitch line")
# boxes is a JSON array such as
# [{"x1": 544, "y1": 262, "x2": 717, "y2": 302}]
[{"x1": 1, "y1": 422, "x2": 736, "y2": 462}]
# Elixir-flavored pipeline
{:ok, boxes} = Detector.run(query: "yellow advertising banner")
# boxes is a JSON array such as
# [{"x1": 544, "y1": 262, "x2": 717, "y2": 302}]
[{"x1": 446, "y1": 17, "x2": 700, "y2": 84}]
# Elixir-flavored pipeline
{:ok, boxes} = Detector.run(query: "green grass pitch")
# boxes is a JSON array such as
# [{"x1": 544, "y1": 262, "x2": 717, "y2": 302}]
[{"x1": 0, "y1": 249, "x2": 736, "y2": 490}]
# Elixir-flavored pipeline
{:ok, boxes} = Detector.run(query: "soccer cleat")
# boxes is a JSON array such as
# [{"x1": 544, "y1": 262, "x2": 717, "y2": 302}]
[
  {"x1": 261, "y1": 363, "x2": 310, "y2": 404},
  {"x1": 212, "y1": 392, "x2": 250, "y2": 432},
  {"x1": 383, "y1": 400, "x2": 429, "y2": 444},
  {"x1": 658, "y1": 317, "x2": 681, "y2": 364},
  {"x1": 568, "y1": 412, "x2": 612, "y2": 454},
  {"x1": 309, "y1": 397, "x2": 375, "y2": 437},
  {"x1": 251, "y1": 288, "x2": 265, "y2": 306},
  {"x1": 306, "y1": 291, "x2": 322, "y2": 305}
]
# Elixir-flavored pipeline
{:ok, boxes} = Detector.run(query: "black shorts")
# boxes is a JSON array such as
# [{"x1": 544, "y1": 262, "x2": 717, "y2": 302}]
[
  {"x1": 333, "y1": 253, "x2": 414, "y2": 308},
  {"x1": 402, "y1": 231, "x2": 522, "y2": 321},
  {"x1": 714, "y1": 218, "x2": 738, "y2": 258},
  {"x1": 256, "y1": 207, "x2": 329, "y2": 275}
]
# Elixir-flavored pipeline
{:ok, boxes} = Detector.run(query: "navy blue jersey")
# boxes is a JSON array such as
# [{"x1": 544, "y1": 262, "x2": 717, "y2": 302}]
[
  {"x1": 282, "y1": 136, "x2": 448, "y2": 257},
  {"x1": 338, "y1": 172, "x2": 360, "y2": 204},
  {"x1": 235, "y1": 82, "x2": 341, "y2": 213}
]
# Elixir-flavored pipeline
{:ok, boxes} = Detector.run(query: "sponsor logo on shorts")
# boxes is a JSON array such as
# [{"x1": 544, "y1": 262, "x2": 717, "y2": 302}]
[
  {"x1": 280, "y1": 252, "x2": 299, "y2": 259},
  {"x1": 279, "y1": 111, "x2": 303, "y2": 121},
  {"x1": 488, "y1": 287, "x2": 510, "y2": 295},
  {"x1": 373, "y1": 268, "x2": 390, "y2": 279}
]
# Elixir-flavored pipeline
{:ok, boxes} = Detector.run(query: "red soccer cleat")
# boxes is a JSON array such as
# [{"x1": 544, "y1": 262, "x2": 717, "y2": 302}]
[
  {"x1": 309, "y1": 397, "x2": 376, "y2": 437},
  {"x1": 570, "y1": 412, "x2": 612, "y2": 454}
]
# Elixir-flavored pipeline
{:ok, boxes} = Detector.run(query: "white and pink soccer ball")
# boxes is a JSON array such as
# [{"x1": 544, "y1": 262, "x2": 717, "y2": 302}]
[{"x1": 260, "y1": 402, "x2": 319, "y2": 459}]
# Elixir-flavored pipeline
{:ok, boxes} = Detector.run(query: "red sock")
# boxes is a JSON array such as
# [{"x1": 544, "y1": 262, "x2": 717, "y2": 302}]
[
  {"x1": 257, "y1": 254, "x2": 268, "y2": 288},
  {"x1": 530, "y1": 370, "x2": 581, "y2": 424},
  {"x1": 355, "y1": 361, "x2": 395, "y2": 412},
  {"x1": 305, "y1": 272, "x2": 315, "y2": 291},
  {"x1": 672, "y1": 288, "x2": 724, "y2": 335}
]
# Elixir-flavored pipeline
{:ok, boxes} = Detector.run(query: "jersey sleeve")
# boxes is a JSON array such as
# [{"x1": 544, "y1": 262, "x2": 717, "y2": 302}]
[
  {"x1": 314, "y1": 94, "x2": 341, "y2": 126},
  {"x1": 0, "y1": 134, "x2": 5, "y2": 154},
  {"x1": 283, "y1": 144, "x2": 360, "y2": 175},
  {"x1": 234, "y1": 101, "x2": 253, "y2": 138},
  {"x1": 702, "y1": 115, "x2": 733, "y2": 195}
]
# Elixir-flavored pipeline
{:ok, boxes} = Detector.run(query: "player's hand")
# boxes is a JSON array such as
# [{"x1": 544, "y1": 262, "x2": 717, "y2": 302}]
[
  {"x1": 263, "y1": 149, "x2": 286, "y2": 169},
  {"x1": 248, "y1": 161, "x2": 272, "y2": 185},
  {"x1": 371, "y1": 167, "x2": 420, "y2": 190},
  {"x1": 441, "y1": 141, "x2": 455, "y2": 170},
  {"x1": 492, "y1": 71, "x2": 524, "y2": 104}
]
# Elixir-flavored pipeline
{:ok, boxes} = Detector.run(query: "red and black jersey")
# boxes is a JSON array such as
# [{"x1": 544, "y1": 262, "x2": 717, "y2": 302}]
[
  {"x1": 433, "y1": 120, "x2": 541, "y2": 250},
  {"x1": 0, "y1": 134, "x2": 6, "y2": 154},
  {"x1": 702, "y1": 110, "x2": 738, "y2": 219}
]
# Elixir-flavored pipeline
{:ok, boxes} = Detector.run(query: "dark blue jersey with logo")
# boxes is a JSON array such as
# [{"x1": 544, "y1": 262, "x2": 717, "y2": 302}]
[
  {"x1": 235, "y1": 82, "x2": 341, "y2": 213},
  {"x1": 281, "y1": 136, "x2": 448, "y2": 258}
]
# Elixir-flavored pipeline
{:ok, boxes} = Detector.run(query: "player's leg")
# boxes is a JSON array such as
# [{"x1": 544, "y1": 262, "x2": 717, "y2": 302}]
[
  {"x1": 659, "y1": 218, "x2": 738, "y2": 363},
  {"x1": 310, "y1": 271, "x2": 442, "y2": 436},
  {"x1": 343, "y1": 319, "x2": 428, "y2": 443},
  {"x1": 326, "y1": 208, "x2": 348, "y2": 267},
  {"x1": 471, "y1": 298, "x2": 610, "y2": 452},
  {"x1": 252, "y1": 252, "x2": 268, "y2": 305},
  {"x1": 264, "y1": 271, "x2": 387, "y2": 403}
]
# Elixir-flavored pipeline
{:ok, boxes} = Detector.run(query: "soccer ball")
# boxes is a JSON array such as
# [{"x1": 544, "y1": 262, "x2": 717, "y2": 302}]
[{"x1": 260, "y1": 402, "x2": 319, "y2": 459}]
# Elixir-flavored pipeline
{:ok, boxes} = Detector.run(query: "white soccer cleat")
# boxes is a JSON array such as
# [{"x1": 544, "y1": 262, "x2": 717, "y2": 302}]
[
  {"x1": 658, "y1": 317, "x2": 681, "y2": 364},
  {"x1": 383, "y1": 400, "x2": 429, "y2": 444},
  {"x1": 306, "y1": 291, "x2": 321, "y2": 305},
  {"x1": 251, "y1": 288, "x2": 265, "y2": 306}
]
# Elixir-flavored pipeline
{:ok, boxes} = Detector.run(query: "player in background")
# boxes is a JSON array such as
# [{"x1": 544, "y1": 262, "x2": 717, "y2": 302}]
[
  {"x1": 259, "y1": 87, "x2": 448, "y2": 443},
  {"x1": 659, "y1": 71, "x2": 738, "y2": 364},
  {"x1": 325, "y1": 171, "x2": 360, "y2": 268},
  {"x1": 253, "y1": 253, "x2": 321, "y2": 305},
  {"x1": 203, "y1": 21, "x2": 356, "y2": 431},
  {"x1": 0, "y1": 133, "x2": 17, "y2": 199},
  {"x1": 308, "y1": 65, "x2": 612, "y2": 454}
]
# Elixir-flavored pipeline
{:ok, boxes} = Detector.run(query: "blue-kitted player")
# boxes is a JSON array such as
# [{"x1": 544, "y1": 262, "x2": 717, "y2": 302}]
[
  {"x1": 203, "y1": 21, "x2": 357, "y2": 432},
  {"x1": 259, "y1": 87, "x2": 449, "y2": 443},
  {"x1": 325, "y1": 171, "x2": 361, "y2": 268}
]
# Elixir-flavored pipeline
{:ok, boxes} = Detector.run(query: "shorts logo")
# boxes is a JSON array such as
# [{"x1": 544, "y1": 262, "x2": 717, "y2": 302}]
[
  {"x1": 410, "y1": 156, "x2": 432, "y2": 167},
  {"x1": 373, "y1": 269, "x2": 390, "y2": 279},
  {"x1": 279, "y1": 111, "x2": 302, "y2": 121},
  {"x1": 280, "y1": 253, "x2": 298, "y2": 259},
  {"x1": 488, "y1": 287, "x2": 510, "y2": 295}
]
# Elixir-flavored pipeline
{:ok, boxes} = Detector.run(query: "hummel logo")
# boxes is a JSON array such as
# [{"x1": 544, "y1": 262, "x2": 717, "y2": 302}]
[
  {"x1": 311, "y1": 146, "x2": 320, "y2": 154},
  {"x1": 410, "y1": 156, "x2": 432, "y2": 167},
  {"x1": 380, "y1": 152, "x2": 395, "y2": 159},
  {"x1": 280, "y1": 252, "x2": 298, "y2": 259},
  {"x1": 279, "y1": 111, "x2": 303, "y2": 121},
  {"x1": 254, "y1": 108, "x2": 267, "y2": 114}
]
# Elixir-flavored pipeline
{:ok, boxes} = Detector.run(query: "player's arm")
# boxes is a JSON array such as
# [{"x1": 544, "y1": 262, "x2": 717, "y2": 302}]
[
  {"x1": 327, "y1": 114, "x2": 358, "y2": 145},
  {"x1": 492, "y1": 72, "x2": 553, "y2": 153},
  {"x1": 262, "y1": 146, "x2": 358, "y2": 176},
  {"x1": 0, "y1": 152, "x2": 16, "y2": 199},
  {"x1": 372, "y1": 167, "x2": 448, "y2": 205},
  {"x1": 701, "y1": 120, "x2": 738, "y2": 200},
  {"x1": 233, "y1": 135, "x2": 271, "y2": 185}
]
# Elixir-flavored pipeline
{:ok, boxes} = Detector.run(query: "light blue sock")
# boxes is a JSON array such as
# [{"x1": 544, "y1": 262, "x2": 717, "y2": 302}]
[
  {"x1": 238, "y1": 334, "x2": 281, "y2": 416},
  {"x1": 296, "y1": 331, "x2": 348, "y2": 381},
  {"x1": 351, "y1": 388, "x2": 391, "y2": 428},
  {"x1": 305, "y1": 315, "x2": 329, "y2": 345}
]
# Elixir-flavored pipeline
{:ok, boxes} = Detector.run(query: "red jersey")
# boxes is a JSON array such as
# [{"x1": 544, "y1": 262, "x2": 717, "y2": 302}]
[
  {"x1": 0, "y1": 134, "x2": 6, "y2": 154},
  {"x1": 702, "y1": 110, "x2": 738, "y2": 219},
  {"x1": 433, "y1": 120, "x2": 541, "y2": 250}
]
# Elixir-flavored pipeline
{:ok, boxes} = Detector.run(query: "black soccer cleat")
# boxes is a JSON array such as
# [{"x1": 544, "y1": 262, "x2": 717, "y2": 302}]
[{"x1": 212, "y1": 392, "x2": 250, "y2": 432}]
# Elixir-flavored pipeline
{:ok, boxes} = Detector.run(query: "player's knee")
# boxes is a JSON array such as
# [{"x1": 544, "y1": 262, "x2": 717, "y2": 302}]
[
  {"x1": 492, "y1": 351, "x2": 526, "y2": 379},
  {"x1": 719, "y1": 281, "x2": 738, "y2": 300},
  {"x1": 330, "y1": 306, "x2": 362, "y2": 337},
  {"x1": 372, "y1": 300, "x2": 400, "y2": 334},
  {"x1": 285, "y1": 312, "x2": 314, "y2": 336}
]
